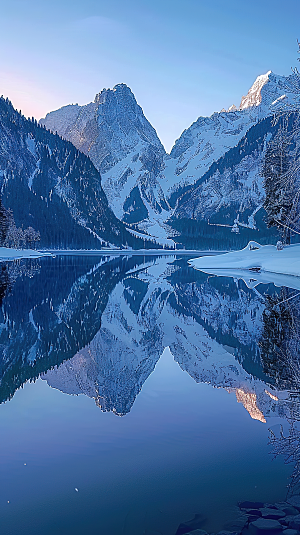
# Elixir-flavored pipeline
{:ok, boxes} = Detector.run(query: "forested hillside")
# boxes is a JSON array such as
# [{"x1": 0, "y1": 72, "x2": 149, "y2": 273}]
[{"x1": 0, "y1": 97, "x2": 157, "y2": 249}]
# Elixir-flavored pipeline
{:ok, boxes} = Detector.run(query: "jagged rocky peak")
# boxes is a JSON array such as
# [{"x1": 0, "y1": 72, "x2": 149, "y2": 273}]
[
  {"x1": 239, "y1": 70, "x2": 300, "y2": 111},
  {"x1": 93, "y1": 83, "x2": 149, "y2": 130},
  {"x1": 239, "y1": 71, "x2": 272, "y2": 109},
  {"x1": 41, "y1": 83, "x2": 169, "y2": 236},
  {"x1": 94, "y1": 83, "x2": 135, "y2": 106},
  {"x1": 40, "y1": 83, "x2": 165, "y2": 174}
]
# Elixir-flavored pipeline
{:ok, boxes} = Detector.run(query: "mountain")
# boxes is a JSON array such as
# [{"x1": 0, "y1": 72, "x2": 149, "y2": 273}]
[
  {"x1": 0, "y1": 254, "x2": 153, "y2": 403},
  {"x1": 162, "y1": 71, "x2": 300, "y2": 248},
  {"x1": 40, "y1": 84, "x2": 172, "y2": 246},
  {"x1": 40, "y1": 72, "x2": 300, "y2": 249},
  {"x1": 169, "y1": 110, "x2": 300, "y2": 249},
  {"x1": 161, "y1": 71, "x2": 300, "y2": 202},
  {"x1": 0, "y1": 96, "x2": 155, "y2": 249},
  {"x1": 40, "y1": 254, "x2": 297, "y2": 424}
]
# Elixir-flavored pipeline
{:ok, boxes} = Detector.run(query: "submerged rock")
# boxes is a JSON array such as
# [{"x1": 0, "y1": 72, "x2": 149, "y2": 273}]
[
  {"x1": 275, "y1": 504, "x2": 299, "y2": 516},
  {"x1": 174, "y1": 495, "x2": 300, "y2": 535},
  {"x1": 175, "y1": 514, "x2": 207, "y2": 535},
  {"x1": 239, "y1": 502, "x2": 265, "y2": 509},
  {"x1": 248, "y1": 518, "x2": 283, "y2": 534},
  {"x1": 288, "y1": 497, "x2": 300, "y2": 511},
  {"x1": 290, "y1": 515, "x2": 300, "y2": 530},
  {"x1": 281, "y1": 515, "x2": 299, "y2": 526},
  {"x1": 260, "y1": 508, "x2": 286, "y2": 520}
]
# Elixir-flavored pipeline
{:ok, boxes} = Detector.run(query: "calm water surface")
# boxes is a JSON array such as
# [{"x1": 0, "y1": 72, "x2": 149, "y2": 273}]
[{"x1": 0, "y1": 254, "x2": 299, "y2": 535}]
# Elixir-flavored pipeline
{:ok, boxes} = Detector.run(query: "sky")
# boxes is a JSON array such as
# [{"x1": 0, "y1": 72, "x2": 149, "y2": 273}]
[{"x1": 1, "y1": 0, "x2": 300, "y2": 152}]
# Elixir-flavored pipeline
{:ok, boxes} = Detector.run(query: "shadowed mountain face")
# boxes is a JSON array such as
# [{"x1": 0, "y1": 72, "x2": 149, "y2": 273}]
[
  {"x1": 0, "y1": 97, "x2": 151, "y2": 249},
  {"x1": 0, "y1": 254, "x2": 299, "y2": 424}
]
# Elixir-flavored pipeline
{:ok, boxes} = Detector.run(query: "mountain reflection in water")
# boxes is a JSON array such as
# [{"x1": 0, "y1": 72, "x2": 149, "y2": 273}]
[
  {"x1": 0, "y1": 253, "x2": 300, "y2": 533},
  {"x1": 0, "y1": 254, "x2": 299, "y2": 420}
]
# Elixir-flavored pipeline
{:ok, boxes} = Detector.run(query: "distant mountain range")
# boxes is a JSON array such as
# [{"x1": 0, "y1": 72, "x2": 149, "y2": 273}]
[
  {"x1": 40, "y1": 70, "x2": 300, "y2": 249},
  {"x1": 0, "y1": 70, "x2": 299, "y2": 250}
]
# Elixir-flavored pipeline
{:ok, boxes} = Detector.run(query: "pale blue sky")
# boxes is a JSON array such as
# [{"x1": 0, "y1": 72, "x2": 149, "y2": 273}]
[{"x1": 1, "y1": 0, "x2": 299, "y2": 151}]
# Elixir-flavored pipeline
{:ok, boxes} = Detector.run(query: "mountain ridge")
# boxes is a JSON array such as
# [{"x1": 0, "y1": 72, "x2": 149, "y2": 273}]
[{"x1": 39, "y1": 71, "x2": 300, "y2": 248}]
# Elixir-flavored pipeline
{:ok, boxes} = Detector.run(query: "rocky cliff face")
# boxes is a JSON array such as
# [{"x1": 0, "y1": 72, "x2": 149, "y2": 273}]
[
  {"x1": 40, "y1": 85, "x2": 170, "y2": 244},
  {"x1": 41, "y1": 84, "x2": 164, "y2": 175}
]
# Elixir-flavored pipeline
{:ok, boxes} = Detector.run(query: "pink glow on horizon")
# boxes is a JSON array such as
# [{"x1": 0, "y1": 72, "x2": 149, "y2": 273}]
[{"x1": 1, "y1": 71, "x2": 66, "y2": 120}]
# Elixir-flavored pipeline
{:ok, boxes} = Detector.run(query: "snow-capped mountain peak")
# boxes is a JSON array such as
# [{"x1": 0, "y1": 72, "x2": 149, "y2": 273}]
[
  {"x1": 239, "y1": 71, "x2": 272, "y2": 110},
  {"x1": 41, "y1": 83, "x2": 164, "y2": 174},
  {"x1": 94, "y1": 82, "x2": 136, "y2": 106},
  {"x1": 158, "y1": 71, "x2": 300, "y2": 203},
  {"x1": 40, "y1": 83, "x2": 172, "y2": 245}
]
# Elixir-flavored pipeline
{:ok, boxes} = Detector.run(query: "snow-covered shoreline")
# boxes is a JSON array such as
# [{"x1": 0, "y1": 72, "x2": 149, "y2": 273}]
[
  {"x1": 189, "y1": 242, "x2": 300, "y2": 279},
  {"x1": 0, "y1": 247, "x2": 53, "y2": 261}
]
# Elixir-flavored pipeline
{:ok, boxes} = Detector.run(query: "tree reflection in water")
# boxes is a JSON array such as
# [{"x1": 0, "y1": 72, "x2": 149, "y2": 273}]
[{"x1": 260, "y1": 289, "x2": 300, "y2": 495}]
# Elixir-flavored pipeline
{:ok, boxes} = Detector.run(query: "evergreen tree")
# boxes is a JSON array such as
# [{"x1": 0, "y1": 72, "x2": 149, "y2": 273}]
[
  {"x1": 0, "y1": 199, "x2": 9, "y2": 246},
  {"x1": 263, "y1": 118, "x2": 300, "y2": 244}
]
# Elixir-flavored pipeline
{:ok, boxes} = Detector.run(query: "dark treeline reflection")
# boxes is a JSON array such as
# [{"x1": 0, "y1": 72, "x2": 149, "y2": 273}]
[
  {"x1": 260, "y1": 288, "x2": 300, "y2": 390},
  {"x1": 0, "y1": 254, "x2": 157, "y2": 403},
  {"x1": 0, "y1": 253, "x2": 299, "y2": 426},
  {"x1": 258, "y1": 288, "x2": 300, "y2": 495}
]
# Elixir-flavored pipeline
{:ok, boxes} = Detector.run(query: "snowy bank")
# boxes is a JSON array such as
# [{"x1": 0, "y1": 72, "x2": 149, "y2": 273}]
[
  {"x1": 0, "y1": 247, "x2": 53, "y2": 261},
  {"x1": 189, "y1": 242, "x2": 300, "y2": 279}
]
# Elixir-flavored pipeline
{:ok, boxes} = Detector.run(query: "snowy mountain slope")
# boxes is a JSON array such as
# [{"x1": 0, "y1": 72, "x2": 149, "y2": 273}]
[
  {"x1": 168, "y1": 111, "x2": 300, "y2": 249},
  {"x1": 0, "y1": 97, "x2": 149, "y2": 249},
  {"x1": 40, "y1": 72, "x2": 300, "y2": 248},
  {"x1": 40, "y1": 85, "x2": 170, "y2": 242},
  {"x1": 160, "y1": 71, "x2": 300, "y2": 203}
]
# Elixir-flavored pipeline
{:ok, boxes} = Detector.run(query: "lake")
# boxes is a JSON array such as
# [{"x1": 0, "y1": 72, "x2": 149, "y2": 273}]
[{"x1": 0, "y1": 253, "x2": 299, "y2": 535}]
